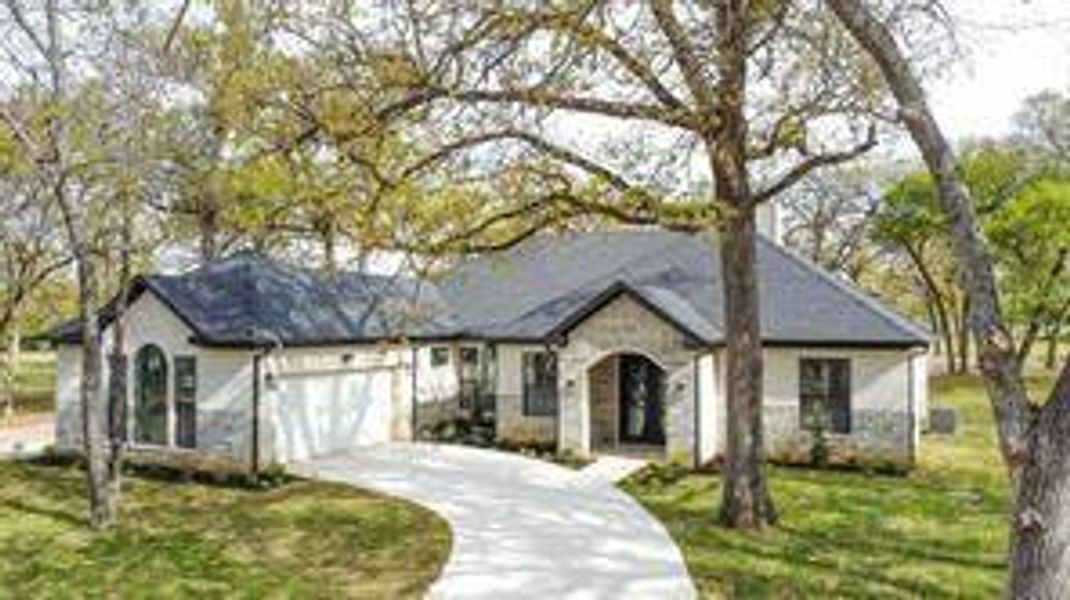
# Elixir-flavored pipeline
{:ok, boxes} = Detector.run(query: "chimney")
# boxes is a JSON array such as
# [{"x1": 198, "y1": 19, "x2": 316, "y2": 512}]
[{"x1": 756, "y1": 200, "x2": 783, "y2": 244}]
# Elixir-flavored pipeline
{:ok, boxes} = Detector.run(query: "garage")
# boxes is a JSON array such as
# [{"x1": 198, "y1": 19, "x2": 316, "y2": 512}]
[{"x1": 270, "y1": 363, "x2": 396, "y2": 463}]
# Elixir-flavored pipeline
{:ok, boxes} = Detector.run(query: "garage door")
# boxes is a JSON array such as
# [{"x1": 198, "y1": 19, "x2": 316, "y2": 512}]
[{"x1": 272, "y1": 367, "x2": 394, "y2": 462}]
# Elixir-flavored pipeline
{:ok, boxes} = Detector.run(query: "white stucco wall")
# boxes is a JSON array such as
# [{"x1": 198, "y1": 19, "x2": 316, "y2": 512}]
[
  {"x1": 759, "y1": 346, "x2": 919, "y2": 465},
  {"x1": 697, "y1": 352, "x2": 719, "y2": 464},
  {"x1": 55, "y1": 291, "x2": 253, "y2": 464},
  {"x1": 412, "y1": 344, "x2": 460, "y2": 404},
  {"x1": 54, "y1": 291, "x2": 410, "y2": 467}
]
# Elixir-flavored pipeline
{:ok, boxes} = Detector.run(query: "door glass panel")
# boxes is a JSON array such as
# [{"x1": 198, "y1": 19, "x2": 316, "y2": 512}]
[{"x1": 134, "y1": 345, "x2": 168, "y2": 445}]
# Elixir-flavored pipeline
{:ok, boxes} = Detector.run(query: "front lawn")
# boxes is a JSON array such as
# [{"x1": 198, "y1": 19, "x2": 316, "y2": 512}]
[
  {"x1": 0, "y1": 461, "x2": 450, "y2": 598},
  {"x1": 623, "y1": 373, "x2": 1057, "y2": 598}
]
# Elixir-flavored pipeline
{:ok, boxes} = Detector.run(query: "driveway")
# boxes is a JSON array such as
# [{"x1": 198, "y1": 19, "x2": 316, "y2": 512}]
[{"x1": 294, "y1": 443, "x2": 695, "y2": 600}]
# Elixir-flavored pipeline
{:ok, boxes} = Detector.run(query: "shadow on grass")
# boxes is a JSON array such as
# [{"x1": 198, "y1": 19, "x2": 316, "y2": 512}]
[{"x1": 0, "y1": 497, "x2": 84, "y2": 527}]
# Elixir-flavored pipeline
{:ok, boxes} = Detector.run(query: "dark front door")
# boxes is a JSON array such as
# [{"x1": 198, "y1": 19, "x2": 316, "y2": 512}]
[{"x1": 618, "y1": 354, "x2": 665, "y2": 445}]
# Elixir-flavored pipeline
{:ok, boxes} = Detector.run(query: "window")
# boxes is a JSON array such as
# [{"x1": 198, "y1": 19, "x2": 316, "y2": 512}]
[
  {"x1": 174, "y1": 356, "x2": 197, "y2": 449},
  {"x1": 134, "y1": 345, "x2": 168, "y2": 445},
  {"x1": 459, "y1": 347, "x2": 480, "y2": 409},
  {"x1": 460, "y1": 347, "x2": 479, "y2": 366},
  {"x1": 799, "y1": 358, "x2": 851, "y2": 434},
  {"x1": 430, "y1": 346, "x2": 450, "y2": 368},
  {"x1": 522, "y1": 352, "x2": 558, "y2": 416}
]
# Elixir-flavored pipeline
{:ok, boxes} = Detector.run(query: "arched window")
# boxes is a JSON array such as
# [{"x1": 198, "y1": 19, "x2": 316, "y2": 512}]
[{"x1": 134, "y1": 344, "x2": 168, "y2": 445}]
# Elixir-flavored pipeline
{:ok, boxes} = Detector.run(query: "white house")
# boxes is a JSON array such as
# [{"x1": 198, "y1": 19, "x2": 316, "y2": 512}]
[{"x1": 52, "y1": 229, "x2": 929, "y2": 471}]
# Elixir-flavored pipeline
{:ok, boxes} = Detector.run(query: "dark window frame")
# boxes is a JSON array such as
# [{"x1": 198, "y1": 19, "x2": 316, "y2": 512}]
[
  {"x1": 522, "y1": 351, "x2": 558, "y2": 417},
  {"x1": 799, "y1": 358, "x2": 852, "y2": 435},
  {"x1": 174, "y1": 355, "x2": 197, "y2": 449},
  {"x1": 430, "y1": 346, "x2": 451, "y2": 368}
]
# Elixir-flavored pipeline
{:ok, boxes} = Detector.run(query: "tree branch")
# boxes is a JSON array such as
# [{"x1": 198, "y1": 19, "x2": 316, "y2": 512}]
[{"x1": 754, "y1": 127, "x2": 878, "y2": 204}]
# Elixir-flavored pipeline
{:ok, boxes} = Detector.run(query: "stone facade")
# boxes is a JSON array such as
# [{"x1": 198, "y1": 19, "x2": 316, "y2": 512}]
[
  {"x1": 588, "y1": 356, "x2": 618, "y2": 450},
  {"x1": 555, "y1": 294, "x2": 698, "y2": 463}
]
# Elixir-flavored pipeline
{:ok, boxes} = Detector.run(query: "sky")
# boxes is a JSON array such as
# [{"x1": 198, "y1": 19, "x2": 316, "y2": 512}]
[{"x1": 931, "y1": 0, "x2": 1070, "y2": 140}]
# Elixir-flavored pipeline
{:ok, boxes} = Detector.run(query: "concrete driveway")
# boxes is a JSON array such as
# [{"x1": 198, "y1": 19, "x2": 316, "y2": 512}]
[{"x1": 294, "y1": 443, "x2": 695, "y2": 600}]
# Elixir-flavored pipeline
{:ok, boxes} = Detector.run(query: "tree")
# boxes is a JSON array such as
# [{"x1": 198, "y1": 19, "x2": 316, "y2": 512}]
[
  {"x1": 297, "y1": 0, "x2": 897, "y2": 527},
  {"x1": 0, "y1": 162, "x2": 69, "y2": 418},
  {"x1": 780, "y1": 163, "x2": 884, "y2": 282},
  {"x1": 871, "y1": 174, "x2": 966, "y2": 372},
  {"x1": 0, "y1": 0, "x2": 165, "y2": 528},
  {"x1": 875, "y1": 143, "x2": 1069, "y2": 374},
  {"x1": 827, "y1": 0, "x2": 1070, "y2": 594}
]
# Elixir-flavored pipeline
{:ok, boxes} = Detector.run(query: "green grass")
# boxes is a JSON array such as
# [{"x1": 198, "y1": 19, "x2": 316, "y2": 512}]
[
  {"x1": 0, "y1": 461, "x2": 451, "y2": 598},
  {"x1": 623, "y1": 373, "x2": 1058, "y2": 599}
]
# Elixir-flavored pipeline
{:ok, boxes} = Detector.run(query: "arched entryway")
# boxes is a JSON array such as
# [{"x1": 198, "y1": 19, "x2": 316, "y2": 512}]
[
  {"x1": 588, "y1": 352, "x2": 666, "y2": 452},
  {"x1": 134, "y1": 344, "x2": 168, "y2": 445}
]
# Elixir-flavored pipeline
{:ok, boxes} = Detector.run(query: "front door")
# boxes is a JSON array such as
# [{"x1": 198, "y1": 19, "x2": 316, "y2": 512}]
[{"x1": 618, "y1": 354, "x2": 665, "y2": 445}]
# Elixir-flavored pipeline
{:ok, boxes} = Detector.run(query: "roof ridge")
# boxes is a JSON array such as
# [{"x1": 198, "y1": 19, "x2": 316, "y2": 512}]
[{"x1": 757, "y1": 236, "x2": 931, "y2": 342}]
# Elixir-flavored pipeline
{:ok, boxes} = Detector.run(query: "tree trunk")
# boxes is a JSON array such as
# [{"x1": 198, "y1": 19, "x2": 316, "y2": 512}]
[
  {"x1": 717, "y1": 206, "x2": 778, "y2": 527},
  {"x1": 199, "y1": 195, "x2": 220, "y2": 263},
  {"x1": 104, "y1": 214, "x2": 134, "y2": 519},
  {"x1": 957, "y1": 295, "x2": 971, "y2": 373},
  {"x1": 712, "y1": 0, "x2": 777, "y2": 529},
  {"x1": 1045, "y1": 301, "x2": 1069, "y2": 370},
  {"x1": 1010, "y1": 362, "x2": 1070, "y2": 598},
  {"x1": 76, "y1": 253, "x2": 115, "y2": 529},
  {"x1": 828, "y1": 0, "x2": 1031, "y2": 483},
  {"x1": 906, "y1": 246, "x2": 956, "y2": 372},
  {"x1": 1047, "y1": 324, "x2": 1063, "y2": 371},
  {"x1": 827, "y1": 0, "x2": 1057, "y2": 594}
]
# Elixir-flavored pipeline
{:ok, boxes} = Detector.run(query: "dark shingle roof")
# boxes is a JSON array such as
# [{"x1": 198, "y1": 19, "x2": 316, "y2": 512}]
[
  {"x1": 438, "y1": 230, "x2": 930, "y2": 347},
  {"x1": 52, "y1": 253, "x2": 456, "y2": 347},
  {"x1": 52, "y1": 230, "x2": 929, "y2": 349}
]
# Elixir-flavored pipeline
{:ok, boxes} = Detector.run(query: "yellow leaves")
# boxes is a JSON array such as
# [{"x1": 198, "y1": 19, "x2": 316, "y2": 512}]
[
  {"x1": 367, "y1": 52, "x2": 425, "y2": 90},
  {"x1": 317, "y1": 89, "x2": 376, "y2": 140}
]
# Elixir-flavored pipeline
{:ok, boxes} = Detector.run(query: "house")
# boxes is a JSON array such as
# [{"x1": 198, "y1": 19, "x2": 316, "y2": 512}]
[{"x1": 51, "y1": 229, "x2": 930, "y2": 471}]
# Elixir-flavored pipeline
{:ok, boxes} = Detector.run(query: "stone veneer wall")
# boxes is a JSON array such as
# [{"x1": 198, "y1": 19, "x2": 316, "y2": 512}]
[
  {"x1": 588, "y1": 355, "x2": 618, "y2": 450},
  {"x1": 556, "y1": 294, "x2": 698, "y2": 463}
]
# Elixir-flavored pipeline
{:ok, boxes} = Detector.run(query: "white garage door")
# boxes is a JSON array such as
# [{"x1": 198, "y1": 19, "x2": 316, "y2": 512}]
[{"x1": 273, "y1": 368, "x2": 394, "y2": 462}]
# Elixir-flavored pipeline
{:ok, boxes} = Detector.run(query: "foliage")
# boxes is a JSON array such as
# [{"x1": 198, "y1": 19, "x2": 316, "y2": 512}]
[
  {"x1": 874, "y1": 141, "x2": 1070, "y2": 366},
  {"x1": 0, "y1": 460, "x2": 450, "y2": 597}
]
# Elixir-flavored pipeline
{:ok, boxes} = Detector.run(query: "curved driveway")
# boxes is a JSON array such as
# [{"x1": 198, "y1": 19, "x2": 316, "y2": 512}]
[{"x1": 295, "y1": 443, "x2": 695, "y2": 600}]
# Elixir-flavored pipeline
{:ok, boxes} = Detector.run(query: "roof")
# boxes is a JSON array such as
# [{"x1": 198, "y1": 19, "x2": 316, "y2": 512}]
[
  {"x1": 438, "y1": 230, "x2": 930, "y2": 348},
  {"x1": 52, "y1": 230, "x2": 930, "y2": 349},
  {"x1": 51, "y1": 252, "x2": 456, "y2": 347}
]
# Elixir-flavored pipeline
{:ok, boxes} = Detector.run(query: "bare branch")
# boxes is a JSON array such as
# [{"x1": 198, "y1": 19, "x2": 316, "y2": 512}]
[{"x1": 754, "y1": 127, "x2": 878, "y2": 203}]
